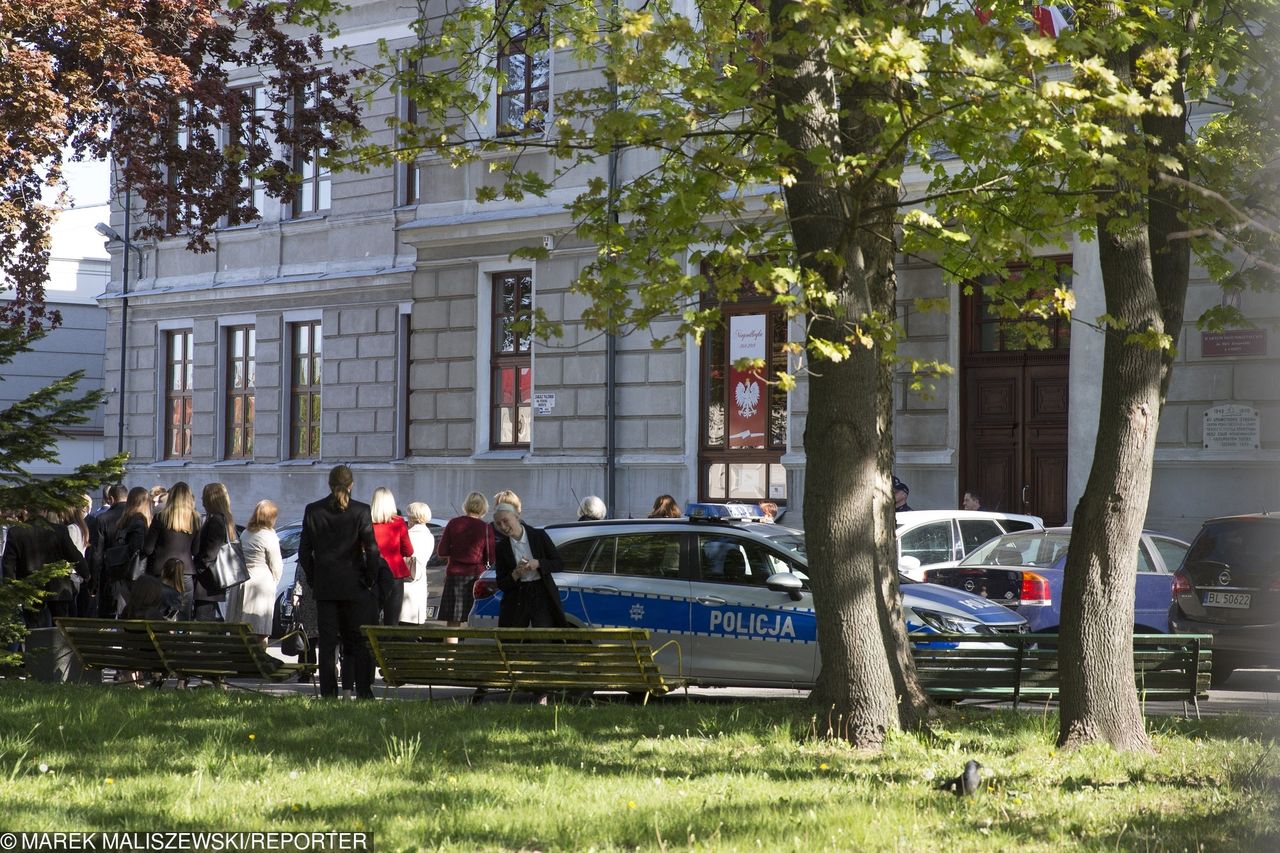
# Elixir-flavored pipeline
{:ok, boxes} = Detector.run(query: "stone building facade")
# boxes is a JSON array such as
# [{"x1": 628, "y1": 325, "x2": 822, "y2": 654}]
[{"x1": 96, "y1": 1, "x2": 1278, "y2": 535}]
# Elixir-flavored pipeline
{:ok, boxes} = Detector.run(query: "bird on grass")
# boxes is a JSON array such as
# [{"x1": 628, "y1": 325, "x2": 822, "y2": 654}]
[{"x1": 938, "y1": 759, "x2": 983, "y2": 796}]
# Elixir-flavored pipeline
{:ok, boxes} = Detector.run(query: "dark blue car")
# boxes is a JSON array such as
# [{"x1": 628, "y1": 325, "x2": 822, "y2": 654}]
[{"x1": 923, "y1": 527, "x2": 1190, "y2": 633}]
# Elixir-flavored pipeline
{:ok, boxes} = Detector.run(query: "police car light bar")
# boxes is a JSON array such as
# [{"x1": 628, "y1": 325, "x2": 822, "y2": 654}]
[{"x1": 685, "y1": 502, "x2": 764, "y2": 521}]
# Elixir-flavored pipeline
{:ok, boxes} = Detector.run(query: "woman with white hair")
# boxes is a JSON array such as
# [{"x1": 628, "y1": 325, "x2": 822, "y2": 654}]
[
  {"x1": 399, "y1": 502, "x2": 434, "y2": 624},
  {"x1": 492, "y1": 491, "x2": 568, "y2": 629},
  {"x1": 577, "y1": 495, "x2": 606, "y2": 521}
]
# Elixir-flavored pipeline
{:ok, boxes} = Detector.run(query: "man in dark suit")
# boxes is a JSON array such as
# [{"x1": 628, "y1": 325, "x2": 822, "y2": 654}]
[
  {"x1": 298, "y1": 465, "x2": 385, "y2": 699},
  {"x1": 2, "y1": 510, "x2": 89, "y2": 628},
  {"x1": 91, "y1": 484, "x2": 129, "y2": 617}
]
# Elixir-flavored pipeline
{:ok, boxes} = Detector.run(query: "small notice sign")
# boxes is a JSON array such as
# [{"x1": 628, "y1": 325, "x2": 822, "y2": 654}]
[
  {"x1": 533, "y1": 393, "x2": 556, "y2": 415},
  {"x1": 1203, "y1": 404, "x2": 1260, "y2": 450},
  {"x1": 1201, "y1": 329, "x2": 1267, "y2": 358}
]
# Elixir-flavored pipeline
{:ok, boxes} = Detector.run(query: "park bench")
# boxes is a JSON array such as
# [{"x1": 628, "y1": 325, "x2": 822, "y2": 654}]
[
  {"x1": 56, "y1": 617, "x2": 313, "y2": 689},
  {"x1": 912, "y1": 633, "x2": 1213, "y2": 715},
  {"x1": 363, "y1": 625, "x2": 684, "y2": 703}
]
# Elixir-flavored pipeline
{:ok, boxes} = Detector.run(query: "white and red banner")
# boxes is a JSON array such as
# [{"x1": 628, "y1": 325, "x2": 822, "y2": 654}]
[{"x1": 727, "y1": 314, "x2": 767, "y2": 449}]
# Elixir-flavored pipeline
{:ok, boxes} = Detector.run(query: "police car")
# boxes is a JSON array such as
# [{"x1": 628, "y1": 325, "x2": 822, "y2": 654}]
[{"x1": 467, "y1": 503, "x2": 1027, "y2": 688}]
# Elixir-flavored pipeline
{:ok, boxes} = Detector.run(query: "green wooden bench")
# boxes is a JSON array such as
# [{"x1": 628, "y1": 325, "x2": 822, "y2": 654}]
[
  {"x1": 55, "y1": 618, "x2": 169, "y2": 683},
  {"x1": 363, "y1": 626, "x2": 684, "y2": 703},
  {"x1": 913, "y1": 633, "x2": 1213, "y2": 715},
  {"x1": 56, "y1": 618, "x2": 314, "y2": 689}
]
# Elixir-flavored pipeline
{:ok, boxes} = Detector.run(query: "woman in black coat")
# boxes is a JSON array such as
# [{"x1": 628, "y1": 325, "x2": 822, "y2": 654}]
[
  {"x1": 492, "y1": 492, "x2": 567, "y2": 628},
  {"x1": 144, "y1": 481, "x2": 201, "y2": 618}
]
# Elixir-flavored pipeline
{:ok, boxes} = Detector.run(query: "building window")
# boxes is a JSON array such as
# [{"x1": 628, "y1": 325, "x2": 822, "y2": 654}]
[
  {"x1": 225, "y1": 326, "x2": 256, "y2": 458},
  {"x1": 289, "y1": 320, "x2": 322, "y2": 458},
  {"x1": 491, "y1": 271, "x2": 532, "y2": 448},
  {"x1": 496, "y1": 11, "x2": 549, "y2": 137},
  {"x1": 401, "y1": 55, "x2": 423, "y2": 205},
  {"x1": 969, "y1": 262, "x2": 1072, "y2": 354},
  {"x1": 164, "y1": 330, "x2": 194, "y2": 460},
  {"x1": 166, "y1": 100, "x2": 194, "y2": 232},
  {"x1": 224, "y1": 84, "x2": 269, "y2": 225},
  {"x1": 699, "y1": 294, "x2": 789, "y2": 503},
  {"x1": 292, "y1": 81, "x2": 331, "y2": 216}
]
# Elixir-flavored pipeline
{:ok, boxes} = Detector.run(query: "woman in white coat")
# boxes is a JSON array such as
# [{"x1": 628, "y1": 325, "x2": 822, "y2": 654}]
[
  {"x1": 226, "y1": 499, "x2": 283, "y2": 641},
  {"x1": 399, "y1": 502, "x2": 435, "y2": 624}
]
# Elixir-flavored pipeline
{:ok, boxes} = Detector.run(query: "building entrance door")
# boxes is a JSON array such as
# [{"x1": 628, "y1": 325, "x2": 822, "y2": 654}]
[{"x1": 960, "y1": 276, "x2": 1071, "y2": 525}]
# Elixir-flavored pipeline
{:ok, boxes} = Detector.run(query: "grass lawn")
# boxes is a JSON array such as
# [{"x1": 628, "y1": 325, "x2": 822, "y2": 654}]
[{"x1": 0, "y1": 683, "x2": 1276, "y2": 851}]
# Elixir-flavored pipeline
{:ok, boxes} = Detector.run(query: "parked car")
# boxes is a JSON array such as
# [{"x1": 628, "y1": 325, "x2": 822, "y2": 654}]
[
  {"x1": 922, "y1": 527, "x2": 1190, "y2": 633},
  {"x1": 270, "y1": 518, "x2": 444, "y2": 637},
  {"x1": 894, "y1": 510, "x2": 1044, "y2": 579},
  {"x1": 466, "y1": 505, "x2": 1028, "y2": 689},
  {"x1": 1170, "y1": 513, "x2": 1280, "y2": 686}
]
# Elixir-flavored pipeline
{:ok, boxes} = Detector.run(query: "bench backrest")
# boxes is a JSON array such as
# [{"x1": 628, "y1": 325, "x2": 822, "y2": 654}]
[
  {"x1": 364, "y1": 626, "x2": 673, "y2": 693},
  {"x1": 913, "y1": 633, "x2": 1212, "y2": 702},
  {"x1": 56, "y1": 618, "x2": 168, "y2": 673},
  {"x1": 147, "y1": 621, "x2": 281, "y2": 679},
  {"x1": 57, "y1": 618, "x2": 282, "y2": 680}
]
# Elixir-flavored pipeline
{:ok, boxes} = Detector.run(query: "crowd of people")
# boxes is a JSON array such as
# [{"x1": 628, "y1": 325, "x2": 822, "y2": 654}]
[{"x1": 3, "y1": 471, "x2": 995, "y2": 692}]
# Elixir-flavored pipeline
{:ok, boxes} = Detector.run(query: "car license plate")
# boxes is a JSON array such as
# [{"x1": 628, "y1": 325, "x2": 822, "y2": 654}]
[{"x1": 1204, "y1": 591, "x2": 1251, "y2": 609}]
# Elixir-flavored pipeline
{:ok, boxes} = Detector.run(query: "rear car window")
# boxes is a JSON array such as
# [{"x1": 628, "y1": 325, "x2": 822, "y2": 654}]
[
  {"x1": 614, "y1": 534, "x2": 682, "y2": 579},
  {"x1": 958, "y1": 519, "x2": 1003, "y2": 554},
  {"x1": 1186, "y1": 520, "x2": 1280, "y2": 570},
  {"x1": 1150, "y1": 536, "x2": 1189, "y2": 574},
  {"x1": 1001, "y1": 519, "x2": 1037, "y2": 533}
]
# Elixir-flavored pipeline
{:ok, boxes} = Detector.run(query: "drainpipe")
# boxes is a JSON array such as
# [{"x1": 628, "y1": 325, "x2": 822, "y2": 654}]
[
  {"x1": 116, "y1": 186, "x2": 132, "y2": 456},
  {"x1": 604, "y1": 0, "x2": 620, "y2": 515}
]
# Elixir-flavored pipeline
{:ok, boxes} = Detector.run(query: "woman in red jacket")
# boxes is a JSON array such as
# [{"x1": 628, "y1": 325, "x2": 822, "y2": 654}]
[{"x1": 371, "y1": 487, "x2": 413, "y2": 626}]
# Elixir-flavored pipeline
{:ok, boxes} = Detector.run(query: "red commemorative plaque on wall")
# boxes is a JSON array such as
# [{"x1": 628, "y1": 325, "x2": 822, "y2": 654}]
[{"x1": 1201, "y1": 329, "x2": 1268, "y2": 358}]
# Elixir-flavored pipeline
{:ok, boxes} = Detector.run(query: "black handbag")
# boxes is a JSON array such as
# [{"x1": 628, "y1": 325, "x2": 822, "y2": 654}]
[
  {"x1": 280, "y1": 620, "x2": 308, "y2": 657},
  {"x1": 196, "y1": 540, "x2": 249, "y2": 594}
]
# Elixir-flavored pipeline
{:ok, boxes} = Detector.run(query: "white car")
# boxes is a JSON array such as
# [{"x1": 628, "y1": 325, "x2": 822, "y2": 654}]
[{"x1": 895, "y1": 510, "x2": 1045, "y2": 580}]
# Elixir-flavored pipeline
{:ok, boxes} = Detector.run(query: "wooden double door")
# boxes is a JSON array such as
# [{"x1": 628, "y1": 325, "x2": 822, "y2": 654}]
[
  {"x1": 960, "y1": 286, "x2": 1071, "y2": 526},
  {"x1": 962, "y1": 358, "x2": 1069, "y2": 524}
]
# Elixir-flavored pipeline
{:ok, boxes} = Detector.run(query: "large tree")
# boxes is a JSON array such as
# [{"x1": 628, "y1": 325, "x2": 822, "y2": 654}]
[{"x1": 348, "y1": 0, "x2": 1275, "y2": 748}]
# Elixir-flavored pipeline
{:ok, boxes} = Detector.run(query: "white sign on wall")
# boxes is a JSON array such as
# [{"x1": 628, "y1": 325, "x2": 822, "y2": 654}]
[
  {"x1": 1203, "y1": 404, "x2": 1260, "y2": 450},
  {"x1": 533, "y1": 393, "x2": 556, "y2": 415}
]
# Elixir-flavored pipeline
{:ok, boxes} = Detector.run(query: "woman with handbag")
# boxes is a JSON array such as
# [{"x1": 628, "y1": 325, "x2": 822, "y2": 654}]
[
  {"x1": 400, "y1": 502, "x2": 434, "y2": 625},
  {"x1": 370, "y1": 487, "x2": 413, "y2": 626},
  {"x1": 144, "y1": 482, "x2": 201, "y2": 618},
  {"x1": 191, "y1": 482, "x2": 238, "y2": 622},
  {"x1": 226, "y1": 499, "x2": 283, "y2": 641},
  {"x1": 436, "y1": 491, "x2": 494, "y2": 630}
]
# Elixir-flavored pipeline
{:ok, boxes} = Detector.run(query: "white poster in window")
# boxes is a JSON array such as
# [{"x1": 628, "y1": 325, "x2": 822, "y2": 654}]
[{"x1": 728, "y1": 314, "x2": 768, "y2": 448}]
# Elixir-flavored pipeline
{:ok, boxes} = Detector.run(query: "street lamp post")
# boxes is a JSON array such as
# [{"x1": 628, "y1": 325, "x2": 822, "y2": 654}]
[{"x1": 95, "y1": 187, "x2": 139, "y2": 456}]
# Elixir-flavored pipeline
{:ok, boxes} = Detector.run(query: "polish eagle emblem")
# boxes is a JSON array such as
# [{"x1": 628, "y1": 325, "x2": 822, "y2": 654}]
[{"x1": 735, "y1": 379, "x2": 761, "y2": 418}]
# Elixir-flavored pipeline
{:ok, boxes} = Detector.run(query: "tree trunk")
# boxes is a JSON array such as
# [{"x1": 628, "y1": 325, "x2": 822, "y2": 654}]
[
  {"x1": 1057, "y1": 17, "x2": 1195, "y2": 751},
  {"x1": 1057, "y1": 216, "x2": 1162, "y2": 751},
  {"x1": 771, "y1": 0, "x2": 930, "y2": 746}
]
